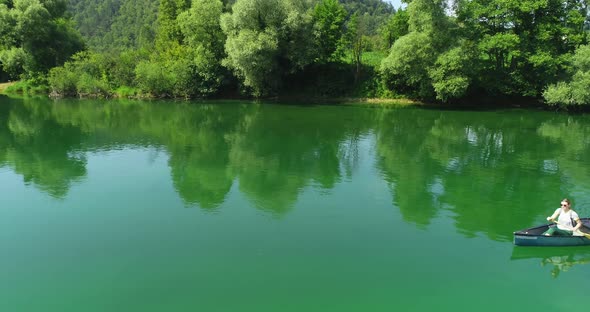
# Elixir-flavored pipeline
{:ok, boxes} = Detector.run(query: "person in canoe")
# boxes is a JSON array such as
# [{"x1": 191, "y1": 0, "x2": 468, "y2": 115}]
[{"x1": 543, "y1": 198, "x2": 582, "y2": 236}]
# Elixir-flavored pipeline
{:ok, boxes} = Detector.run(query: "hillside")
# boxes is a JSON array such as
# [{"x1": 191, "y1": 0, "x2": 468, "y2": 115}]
[
  {"x1": 67, "y1": 0, "x2": 394, "y2": 51},
  {"x1": 68, "y1": 0, "x2": 158, "y2": 51}
]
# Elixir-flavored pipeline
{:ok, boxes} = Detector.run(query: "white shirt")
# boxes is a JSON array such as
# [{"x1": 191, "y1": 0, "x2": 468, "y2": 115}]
[{"x1": 554, "y1": 208, "x2": 580, "y2": 231}]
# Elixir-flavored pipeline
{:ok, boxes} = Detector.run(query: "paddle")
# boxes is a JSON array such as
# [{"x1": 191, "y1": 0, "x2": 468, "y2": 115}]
[
  {"x1": 549, "y1": 219, "x2": 590, "y2": 239},
  {"x1": 574, "y1": 231, "x2": 590, "y2": 240}
]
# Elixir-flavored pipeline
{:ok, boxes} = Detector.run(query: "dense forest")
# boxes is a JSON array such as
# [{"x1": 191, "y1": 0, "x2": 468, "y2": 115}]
[{"x1": 0, "y1": 0, "x2": 589, "y2": 106}]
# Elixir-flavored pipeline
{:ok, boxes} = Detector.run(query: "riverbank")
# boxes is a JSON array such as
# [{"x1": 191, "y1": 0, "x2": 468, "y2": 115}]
[
  {"x1": 0, "y1": 82, "x2": 15, "y2": 94},
  {"x1": 3, "y1": 82, "x2": 558, "y2": 111}
]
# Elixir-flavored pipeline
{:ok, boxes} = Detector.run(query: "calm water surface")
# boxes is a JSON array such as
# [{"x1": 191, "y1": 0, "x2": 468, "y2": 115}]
[{"x1": 1, "y1": 96, "x2": 590, "y2": 311}]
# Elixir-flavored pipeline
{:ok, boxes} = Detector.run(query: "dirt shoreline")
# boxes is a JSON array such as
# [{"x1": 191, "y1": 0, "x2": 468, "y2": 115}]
[{"x1": 0, "y1": 82, "x2": 15, "y2": 94}]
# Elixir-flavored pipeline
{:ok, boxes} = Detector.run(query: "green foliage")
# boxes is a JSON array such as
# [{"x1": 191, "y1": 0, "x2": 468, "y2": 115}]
[
  {"x1": 379, "y1": 8, "x2": 408, "y2": 50},
  {"x1": 456, "y1": 0, "x2": 588, "y2": 97},
  {"x1": 4, "y1": 78, "x2": 49, "y2": 94},
  {"x1": 0, "y1": 47, "x2": 28, "y2": 78},
  {"x1": 543, "y1": 44, "x2": 590, "y2": 106},
  {"x1": 221, "y1": 0, "x2": 314, "y2": 96},
  {"x1": 76, "y1": 72, "x2": 109, "y2": 96},
  {"x1": 222, "y1": 29, "x2": 278, "y2": 96},
  {"x1": 67, "y1": 0, "x2": 120, "y2": 48},
  {"x1": 380, "y1": 32, "x2": 435, "y2": 98},
  {"x1": 379, "y1": 0, "x2": 455, "y2": 100},
  {"x1": 10, "y1": 0, "x2": 589, "y2": 103},
  {"x1": 429, "y1": 46, "x2": 474, "y2": 102},
  {"x1": 108, "y1": 49, "x2": 147, "y2": 88},
  {"x1": 572, "y1": 44, "x2": 590, "y2": 72},
  {"x1": 114, "y1": 85, "x2": 139, "y2": 98},
  {"x1": 312, "y1": 0, "x2": 347, "y2": 63},
  {"x1": 47, "y1": 51, "x2": 126, "y2": 97},
  {"x1": 156, "y1": 0, "x2": 190, "y2": 48},
  {"x1": 177, "y1": 0, "x2": 224, "y2": 53},
  {"x1": 105, "y1": 0, "x2": 158, "y2": 50},
  {"x1": 176, "y1": 0, "x2": 226, "y2": 95},
  {"x1": 133, "y1": 51, "x2": 199, "y2": 98},
  {"x1": 0, "y1": 0, "x2": 84, "y2": 78},
  {"x1": 340, "y1": 0, "x2": 394, "y2": 36},
  {"x1": 69, "y1": 0, "x2": 158, "y2": 51},
  {"x1": 48, "y1": 66, "x2": 78, "y2": 95},
  {"x1": 134, "y1": 60, "x2": 173, "y2": 96},
  {"x1": 407, "y1": 0, "x2": 446, "y2": 35}
]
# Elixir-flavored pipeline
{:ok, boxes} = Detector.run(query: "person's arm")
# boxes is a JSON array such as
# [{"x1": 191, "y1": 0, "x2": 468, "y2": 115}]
[
  {"x1": 572, "y1": 211, "x2": 582, "y2": 232},
  {"x1": 547, "y1": 208, "x2": 560, "y2": 222},
  {"x1": 573, "y1": 218, "x2": 582, "y2": 232}
]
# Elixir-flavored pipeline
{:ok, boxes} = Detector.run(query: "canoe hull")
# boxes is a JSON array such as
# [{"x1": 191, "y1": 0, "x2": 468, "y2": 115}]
[
  {"x1": 513, "y1": 218, "x2": 590, "y2": 246},
  {"x1": 514, "y1": 234, "x2": 590, "y2": 246}
]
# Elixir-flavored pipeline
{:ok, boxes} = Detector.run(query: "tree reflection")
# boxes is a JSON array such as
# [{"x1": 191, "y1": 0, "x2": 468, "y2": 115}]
[
  {"x1": 374, "y1": 108, "x2": 566, "y2": 241},
  {"x1": 4, "y1": 95, "x2": 590, "y2": 242},
  {"x1": 511, "y1": 247, "x2": 590, "y2": 278},
  {"x1": 537, "y1": 115, "x2": 590, "y2": 206},
  {"x1": 0, "y1": 98, "x2": 373, "y2": 213},
  {"x1": 0, "y1": 98, "x2": 87, "y2": 198},
  {"x1": 162, "y1": 104, "x2": 240, "y2": 210},
  {"x1": 226, "y1": 104, "x2": 372, "y2": 215},
  {"x1": 374, "y1": 108, "x2": 441, "y2": 228}
]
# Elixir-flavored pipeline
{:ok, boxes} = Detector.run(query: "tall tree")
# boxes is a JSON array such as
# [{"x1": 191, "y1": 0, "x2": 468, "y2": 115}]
[
  {"x1": 380, "y1": 8, "x2": 408, "y2": 50},
  {"x1": 0, "y1": 0, "x2": 84, "y2": 79},
  {"x1": 177, "y1": 0, "x2": 226, "y2": 95},
  {"x1": 346, "y1": 13, "x2": 368, "y2": 82},
  {"x1": 380, "y1": 0, "x2": 451, "y2": 98},
  {"x1": 456, "y1": 0, "x2": 588, "y2": 97},
  {"x1": 312, "y1": 0, "x2": 347, "y2": 63},
  {"x1": 544, "y1": 44, "x2": 590, "y2": 106},
  {"x1": 220, "y1": 0, "x2": 314, "y2": 96},
  {"x1": 155, "y1": 0, "x2": 190, "y2": 48}
]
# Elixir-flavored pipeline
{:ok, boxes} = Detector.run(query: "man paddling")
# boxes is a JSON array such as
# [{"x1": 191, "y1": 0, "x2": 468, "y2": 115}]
[{"x1": 543, "y1": 198, "x2": 582, "y2": 236}]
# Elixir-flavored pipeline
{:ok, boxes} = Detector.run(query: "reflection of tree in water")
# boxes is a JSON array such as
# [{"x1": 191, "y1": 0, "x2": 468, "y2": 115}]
[
  {"x1": 375, "y1": 108, "x2": 565, "y2": 240},
  {"x1": 511, "y1": 247, "x2": 590, "y2": 279},
  {"x1": 433, "y1": 113, "x2": 564, "y2": 241},
  {"x1": 1, "y1": 98, "x2": 374, "y2": 213},
  {"x1": 537, "y1": 116, "x2": 590, "y2": 208},
  {"x1": 163, "y1": 105, "x2": 240, "y2": 210},
  {"x1": 0, "y1": 98, "x2": 87, "y2": 198},
  {"x1": 542, "y1": 254, "x2": 590, "y2": 278},
  {"x1": 169, "y1": 147, "x2": 233, "y2": 210},
  {"x1": 9, "y1": 95, "x2": 590, "y2": 237},
  {"x1": 226, "y1": 105, "x2": 372, "y2": 215},
  {"x1": 51, "y1": 100, "x2": 243, "y2": 210},
  {"x1": 374, "y1": 108, "x2": 442, "y2": 228}
]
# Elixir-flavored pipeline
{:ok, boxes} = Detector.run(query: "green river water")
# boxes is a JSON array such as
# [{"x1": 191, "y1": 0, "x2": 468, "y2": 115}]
[{"x1": 1, "y1": 96, "x2": 589, "y2": 311}]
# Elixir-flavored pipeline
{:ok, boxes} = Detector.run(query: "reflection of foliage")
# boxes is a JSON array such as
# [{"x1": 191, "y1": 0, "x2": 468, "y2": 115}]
[
  {"x1": 541, "y1": 254, "x2": 590, "y2": 279},
  {"x1": 537, "y1": 117, "x2": 590, "y2": 157},
  {"x1": 227, "y1": 105, "x2": 372, "y2": 215},
  {"x1": 0, "y1": 98, "x2": 374, "y2": 214},
  {"x1": 163, "y1": 105, "x2": 238, "y2": 209},
  {"x1": 169, "y1": 149, "x2": 233, "y2": 210},
  {"x1": 6, "y1": 97, "x2": 590, "y2": 243},
  {"x1": 512, "y1": 247, "x2": 590, "y2": 279},
  {"x1": 0, "y1": 98, "x2": 87, "y2": 198},
  {"x1": 537, "y1": 116, "x2": 590, "y2": 205},
  {"x1": 375, "y1": 108, "x2": 441, "y2": 227},
  {"x1": 375, "y1": 108, "x2": 566, "y2": 240}
]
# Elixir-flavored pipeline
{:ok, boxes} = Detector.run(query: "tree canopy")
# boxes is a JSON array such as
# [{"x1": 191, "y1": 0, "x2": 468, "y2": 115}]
[
  {"x1": 2, "y1": 0, "x2": 589, "y2": 106},
  {"x1": 0, "y1": 0, "x2": 84, "y2": 79}
]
